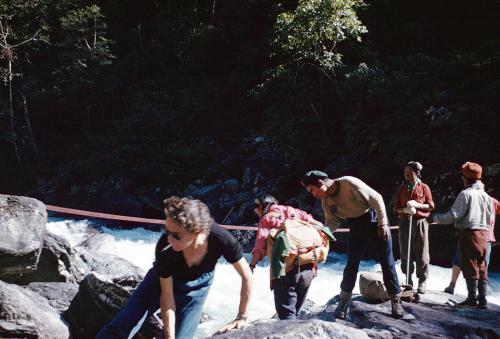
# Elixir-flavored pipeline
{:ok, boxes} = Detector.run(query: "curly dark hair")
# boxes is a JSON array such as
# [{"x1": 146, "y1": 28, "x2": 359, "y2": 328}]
[{"x1": 163, "y1": 196, "x2": 213, "y2": 234}]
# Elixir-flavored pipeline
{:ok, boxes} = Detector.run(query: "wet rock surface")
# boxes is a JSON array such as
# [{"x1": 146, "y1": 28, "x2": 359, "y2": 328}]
[{"x1": 219, "y1": 292, "x2": 500, "y2": 339}]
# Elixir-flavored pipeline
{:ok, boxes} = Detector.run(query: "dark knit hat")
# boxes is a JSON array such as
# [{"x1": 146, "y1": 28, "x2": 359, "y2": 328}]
[
  {"x1": 301, "y1": 170, "x2": 329, "y2": 186},
  {"x1": 461, "y1": 162, "x2": 482, "y2": 180}
]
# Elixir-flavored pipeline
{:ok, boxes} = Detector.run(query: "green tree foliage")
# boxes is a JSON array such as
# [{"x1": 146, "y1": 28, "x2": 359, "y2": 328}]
[
  {"x1": 0, "y1": 0, "x2": 50, "y2": 178},
  {"x1": 272, "y1": 0, "x2": 366, "y2": 76},
  {"x1": 253, "y1": 0, "x2": 367, "y2": 173},
  {"x1": 0, "y1": 0, "x2": 498, "y2": 199},
  {"x1": 57, "y1": 5, "x2": 114, "y2": 88}
]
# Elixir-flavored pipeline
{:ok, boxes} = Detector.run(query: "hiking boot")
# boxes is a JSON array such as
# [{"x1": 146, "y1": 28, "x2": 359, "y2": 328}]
[
  {"x1": 458, "y1": 279, "x2": 478, "y2": 307},
  {"x1": 478, "y1": 280, "x2": 488, "y2": 309},
  {"x1": 390, "y1": 295, "x2": 404, "y2": 319},
  {"x1": 444, "y1": 282, "x2": 455, "y2": 295},
  {"x1": 334, "y1": 293, "x2": 351, "y2": 320},
  {"x1": 417, "y1": 280, "x2": 426, "y2": 294},
  {"x1": 478, "y1": 299, "x2": 488, "y2": 309},
  {"x1": 457, "y1": 298, "x2": 478, "y2": 307}
]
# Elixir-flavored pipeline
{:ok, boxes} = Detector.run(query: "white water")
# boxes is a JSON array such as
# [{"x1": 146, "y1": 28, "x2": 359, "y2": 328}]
[{"x1": 47, "y1": 218, "x2": 500, "y2": 338}]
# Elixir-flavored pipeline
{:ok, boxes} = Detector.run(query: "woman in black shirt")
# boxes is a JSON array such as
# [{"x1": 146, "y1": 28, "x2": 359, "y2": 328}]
[
  {"x1": 96, "y1": 196, "x2": 252, "y2": 339},
  {"x1": 158, "y1": 196, "x2": 252, "y2": 338}
]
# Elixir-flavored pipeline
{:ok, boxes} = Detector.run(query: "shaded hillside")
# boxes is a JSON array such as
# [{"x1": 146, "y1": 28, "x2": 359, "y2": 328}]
[{"x1": 1, "y1": 0, "x2": 499, "y2": 250}]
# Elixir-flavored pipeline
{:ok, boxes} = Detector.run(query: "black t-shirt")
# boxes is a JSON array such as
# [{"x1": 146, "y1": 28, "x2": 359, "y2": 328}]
[{"x1": 155, "y1": 223, "x2": 243, "y2": 281}]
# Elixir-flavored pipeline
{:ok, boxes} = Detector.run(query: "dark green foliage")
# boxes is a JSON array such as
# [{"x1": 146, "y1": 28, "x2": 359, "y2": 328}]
[{"x1": 0, "y1": 0, "x2": 499, "y2": 198}]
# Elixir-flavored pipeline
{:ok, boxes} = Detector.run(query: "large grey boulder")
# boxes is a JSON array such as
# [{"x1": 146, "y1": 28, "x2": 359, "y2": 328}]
[
  {"x1": 25, "y1": 282, "x2": 79, "y2": 313},
  {"x1": 0, "y1": 280, "x2": 69, "y2": 338},
  {"x1": 64, "y1": 272, "x2": 161, "y2": 339},
  {"x1": 215, "y1": 318, "x2": 369, "y2": 339},
  {"x1": 330, "y1": 292, "x2": 499, "y2": 338},
  {"x1": 0, "y1": 194, "x2": 47, "y2": 277},
  {"x1": 2, "y1": 232, "x2": 87, "y2": 284},
  {"x1": 219, "y1": 292, "x2": 500, "y2": 339},
  {"x1": 76, "y1": 233, "x2": 146, "y2": 280}
]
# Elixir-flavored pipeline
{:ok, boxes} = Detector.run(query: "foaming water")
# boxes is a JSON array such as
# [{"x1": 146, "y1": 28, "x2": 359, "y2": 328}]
[
  {"x1": 46, "y1": 218, "x2": 97, "y2": 246},
  {"x1": 46, "y1": 218, "x2": 500, "y2": 338}
]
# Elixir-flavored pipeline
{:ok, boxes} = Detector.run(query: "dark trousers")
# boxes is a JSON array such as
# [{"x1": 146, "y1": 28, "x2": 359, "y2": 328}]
[
  {"x1": 340, "y1": 209, "x2": 401, "y2": 296},
  {"x1": 273, "y1": 264, "x2": 315, "y2": 320}
]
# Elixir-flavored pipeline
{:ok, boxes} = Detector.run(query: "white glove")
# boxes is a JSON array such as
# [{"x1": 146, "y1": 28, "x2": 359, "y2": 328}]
[
  {"x1": 406, "y1": 200, "x2": 419, "y2": 209},
  {"x1": 403, "y1": 206, "x2": 417, "y2": 215}
]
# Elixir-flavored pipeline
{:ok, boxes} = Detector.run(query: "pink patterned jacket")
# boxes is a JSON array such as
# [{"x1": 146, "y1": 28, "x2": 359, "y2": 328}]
[{"x1": 251, "y1": 204, "x2": 315, "y2": 261}]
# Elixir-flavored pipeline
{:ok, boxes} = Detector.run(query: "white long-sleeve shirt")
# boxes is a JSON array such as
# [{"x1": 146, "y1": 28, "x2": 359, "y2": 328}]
[{"x1": 433, "y1": 182, "x2": 493, "y2": 231}]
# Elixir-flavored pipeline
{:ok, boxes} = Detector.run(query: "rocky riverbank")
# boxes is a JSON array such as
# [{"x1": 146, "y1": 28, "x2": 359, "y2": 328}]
[{"x1": 1, "y1": 194, "x2": 500, "y2": 338}]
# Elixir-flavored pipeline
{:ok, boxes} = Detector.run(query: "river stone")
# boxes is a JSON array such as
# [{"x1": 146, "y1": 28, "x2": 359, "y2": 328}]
[
  {"x1": 216, "y1": 318, "x2": 369, "y2": 339},
  {"x1": 25, "y1": 282, "x2": 79, "y2": 313},
  {"x1": 64, "y1": 272, "x2": 160, "y2": 339},
  {"x1": 2, "y1": 232, "x2": 87, "y2": 284},
  {"x1": 0, "y1": 280, "x2": 69, "y2": 338},
  {"x1": 223, "y1": 179, "x2": 239, "y2": 192},
  {"x1": 0, "y1": 194, "x2": 47, "y2": 276}
]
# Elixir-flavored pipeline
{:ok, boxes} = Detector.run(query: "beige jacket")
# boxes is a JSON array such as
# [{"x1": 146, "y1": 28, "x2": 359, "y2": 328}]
[{"x1": 322, "y1": 176, "x2": 388, "y2": 231}]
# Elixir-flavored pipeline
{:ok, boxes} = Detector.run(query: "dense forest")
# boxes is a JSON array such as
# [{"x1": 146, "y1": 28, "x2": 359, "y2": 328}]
[{"x1": 1, "y1": 0, "x2": 499, "y2": 205}]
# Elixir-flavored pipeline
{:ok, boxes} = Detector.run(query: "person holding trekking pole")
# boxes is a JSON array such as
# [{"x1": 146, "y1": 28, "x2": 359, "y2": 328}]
[
  {"x1": 393, "y1": 161, "x2": 434, "y2": 294},
  {"x1": 301, "y1": 171, "x2": 404, "y2": 320}
]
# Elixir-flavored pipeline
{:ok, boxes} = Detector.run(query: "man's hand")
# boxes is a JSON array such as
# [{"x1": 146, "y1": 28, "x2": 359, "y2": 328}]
[
  {"x1": 407, "y1": 200, "x2": 430, "y2": 210},
  {"x1": 377, "y1": 224, "x2": 389, "y2": 240},
  {"x1": 406, "y1": 200, "x2": 419, "y2": 209},
  {"x1": 402, "y1": 206, "x2": 417, "y2": 215},
  {"x1": 213, "y1": 318, "x2": 246, "y2": 335}
]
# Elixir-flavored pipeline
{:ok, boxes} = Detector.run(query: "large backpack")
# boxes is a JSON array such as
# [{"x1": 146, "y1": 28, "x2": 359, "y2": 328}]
[
  {"x1": 266, "y1": 219, "x2": 330, "y2": 274},
  {"x1": 359, "y1": 272, "x2": 415, "y2": 302}
]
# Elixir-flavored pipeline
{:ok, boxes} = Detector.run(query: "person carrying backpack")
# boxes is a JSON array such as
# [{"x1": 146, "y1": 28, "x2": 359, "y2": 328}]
[
  {"x1": 393, "y1": 161, "x2": 434, "y2": 294},
  {"x1": 301, "y1": 171, "x2": 405, "y2": 320},
  {"x1": 250, "y1": 194, "x2": 333, "y2": 320}
]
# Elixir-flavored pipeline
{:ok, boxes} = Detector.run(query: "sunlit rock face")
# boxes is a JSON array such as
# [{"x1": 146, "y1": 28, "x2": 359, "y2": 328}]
[
  {"x1": 0, "y1": 280, "x2": 69, "y2": 338},
  {"x1": 218, "y1": 292, "x2": 500, "y2": 339},
  {"x1": 0, "y1": 194, "x2": 47, "y2": 277}
]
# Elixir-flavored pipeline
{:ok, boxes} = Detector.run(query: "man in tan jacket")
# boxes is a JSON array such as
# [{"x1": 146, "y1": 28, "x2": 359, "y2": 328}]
[{"x1": 301, "y1": 170, "x2": 404, "y2": 320}]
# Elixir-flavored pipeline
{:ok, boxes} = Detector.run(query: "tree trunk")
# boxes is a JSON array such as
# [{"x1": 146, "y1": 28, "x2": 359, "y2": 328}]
[
  {"x1": 8, "y1": 59, "x2": 22, "y2": 167},
  {"x1": 20, "y1": 90, "x2": 40, "y2": 160},
  {"x1": 310, "y1": 103, "x2": 330, "y2": 143}
]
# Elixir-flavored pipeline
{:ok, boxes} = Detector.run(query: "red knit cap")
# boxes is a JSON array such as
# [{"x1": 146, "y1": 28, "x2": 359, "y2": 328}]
[{"x1": 461, "y1": 162, "x2": 482, "y2": 180}]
